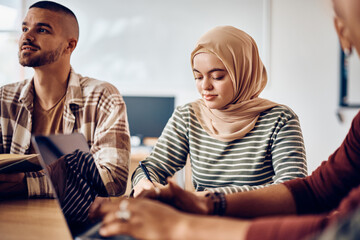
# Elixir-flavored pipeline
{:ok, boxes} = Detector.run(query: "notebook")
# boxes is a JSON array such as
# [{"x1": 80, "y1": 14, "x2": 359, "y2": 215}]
[
  {"x1": 0, "y1": 153, "x2": 41, "y2": 173},
  {"x1": 31, "y1": 133, "x2": 135, "y2": 240}
]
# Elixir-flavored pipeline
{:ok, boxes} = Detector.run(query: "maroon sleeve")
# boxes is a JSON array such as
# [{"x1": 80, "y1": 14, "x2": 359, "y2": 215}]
[
  {"x1": 246, "y1": 215, "x2": 328, "y2": 240},
  {"x1": 246, "y1": 184, "x2": 360, "y2": 240},
  {"x1": 284, "y1": 111, "x2": 360, "y2": 214}
]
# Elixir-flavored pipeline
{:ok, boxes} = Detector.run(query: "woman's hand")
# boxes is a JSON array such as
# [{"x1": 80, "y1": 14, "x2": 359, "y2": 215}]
[
  {"x1": 138, "y1": 177, "x2": 213, "y2": 215},
  {"x1": 133, "y1": 178, "x2": 164, "y2": 198},
  {"x1": 98, "y1": 198, "x2": 188, "y2": 240}
]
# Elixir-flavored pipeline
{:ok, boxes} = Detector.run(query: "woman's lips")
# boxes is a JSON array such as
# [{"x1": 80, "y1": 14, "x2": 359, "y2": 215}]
[{"x1": 203, "y1": 94, "x2": 217, "y2": 101}]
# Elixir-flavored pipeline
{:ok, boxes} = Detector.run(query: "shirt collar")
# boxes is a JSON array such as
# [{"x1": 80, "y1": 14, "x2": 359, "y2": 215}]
[
  {"x1": 18, "y1": 67, "x2": 84, "y2": 109},
  {"x1": 64, "y1": 67, "x2": 84, "y2": 108}
]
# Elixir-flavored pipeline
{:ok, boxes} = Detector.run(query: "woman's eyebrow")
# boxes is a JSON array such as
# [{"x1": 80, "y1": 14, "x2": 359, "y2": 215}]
[
  {"x1": 208, "y1": 68, "x2": 226, "y2": 73},
  {"x1": 192, "y1": 68, "x2": 226, "y2": 73}
]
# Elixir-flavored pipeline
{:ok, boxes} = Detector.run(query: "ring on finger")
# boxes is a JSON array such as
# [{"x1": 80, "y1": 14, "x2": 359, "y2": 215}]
[
  {"x1": 115, "y1": 199, "x2": 131, "y2": 221},
  {"x1": 154, "y1": 187, "x2": 161, "y2": 197}
]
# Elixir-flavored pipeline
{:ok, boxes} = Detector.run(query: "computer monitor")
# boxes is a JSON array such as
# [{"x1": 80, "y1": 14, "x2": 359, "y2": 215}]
[{"x1": 122, "y1": 96, "x2": 175, "y2": 143}]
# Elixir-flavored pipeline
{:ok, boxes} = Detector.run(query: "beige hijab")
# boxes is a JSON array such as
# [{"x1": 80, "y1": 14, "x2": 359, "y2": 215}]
[{"x1": 191, "y1": 26, "x2": 278, "y2": 142}]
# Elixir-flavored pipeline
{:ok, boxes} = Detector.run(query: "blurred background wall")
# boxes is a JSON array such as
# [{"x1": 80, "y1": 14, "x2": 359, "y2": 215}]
[{"x1": 0, "y1": 0, "x2": 358, "y2": 173}]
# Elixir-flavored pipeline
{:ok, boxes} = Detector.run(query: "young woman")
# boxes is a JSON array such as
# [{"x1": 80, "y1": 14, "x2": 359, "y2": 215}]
[{"x1": 131, "y1": 25, "x2": 307, "y2": 197}]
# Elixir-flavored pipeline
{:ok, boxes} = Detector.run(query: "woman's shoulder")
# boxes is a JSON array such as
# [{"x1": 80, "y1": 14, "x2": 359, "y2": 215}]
[
  {"x1": 174, "y1": 102, "x2": 195, "y2": 114},
  {"x1": 170, "y1": 103, "x2": 198, "y2": 126},
  {"x1": 261, "y1": 105, "x2": 299, "y2": 120}
]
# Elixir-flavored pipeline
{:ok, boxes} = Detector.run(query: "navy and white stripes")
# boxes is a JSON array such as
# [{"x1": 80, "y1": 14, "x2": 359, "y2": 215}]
[{"x1": 61, "y1": 150, "x2": 107, "y2": 223}]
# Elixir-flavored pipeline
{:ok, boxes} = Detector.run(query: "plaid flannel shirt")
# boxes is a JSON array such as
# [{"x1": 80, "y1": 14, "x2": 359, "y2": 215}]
[{"x1": 0, "y1": 68, "x2": 130, "y2": 197}]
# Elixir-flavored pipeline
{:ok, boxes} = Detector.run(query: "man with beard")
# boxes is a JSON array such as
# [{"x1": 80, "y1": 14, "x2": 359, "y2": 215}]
[{"x1": 0, "y1": 1, "x2": 130, "y2": 204}]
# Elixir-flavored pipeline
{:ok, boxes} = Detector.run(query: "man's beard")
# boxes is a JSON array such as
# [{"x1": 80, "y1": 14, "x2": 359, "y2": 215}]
[{"x1": 18, "y1": 45, "x2": 63, "y2": 67}]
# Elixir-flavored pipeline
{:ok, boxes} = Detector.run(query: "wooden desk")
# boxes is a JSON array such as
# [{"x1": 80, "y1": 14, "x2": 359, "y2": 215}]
[{"x1": 0, "y1": 198, "x2": 72, "y2": 240}]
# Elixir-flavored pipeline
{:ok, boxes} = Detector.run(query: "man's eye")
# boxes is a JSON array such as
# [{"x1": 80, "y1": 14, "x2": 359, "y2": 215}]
[
  {"x1": 195, "y1": 76, "x2": 203, "y2": 80},
  {"x1": 22, "y1": 27, "x2": 28, "y2": 32},
  {"x1": 38, "y1": 28, "x2": 48, "y2": 33}
]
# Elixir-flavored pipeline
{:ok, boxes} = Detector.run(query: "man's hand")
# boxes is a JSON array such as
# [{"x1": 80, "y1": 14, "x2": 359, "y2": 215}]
[
  {"x1": 0, "y1": 173, "x2": 27, "y2": 198},
  {"x1": 98, "y1": 198, "x2": 188, "y2": 239},
  {"x1": 88, "y1": 196, "x2": 112, "y2": 221}
]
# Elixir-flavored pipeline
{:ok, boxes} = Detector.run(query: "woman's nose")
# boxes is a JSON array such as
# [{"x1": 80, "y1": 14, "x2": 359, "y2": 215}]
[{"x1": 202, "y1": 78, "x2": 213, "y2": 90}]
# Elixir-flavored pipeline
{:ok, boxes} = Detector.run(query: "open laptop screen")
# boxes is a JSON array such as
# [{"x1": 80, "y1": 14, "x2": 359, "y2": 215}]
[
  {"x1": 31, "y1": 133, "x2": 104, "y2": 236},
  {"x1": 32, "y1": 133, "x2": 135, "y2": 239}
]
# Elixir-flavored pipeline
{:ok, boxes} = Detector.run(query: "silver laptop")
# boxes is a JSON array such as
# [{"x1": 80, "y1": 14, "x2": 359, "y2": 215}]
[{"x1": 31, "y1": 133, "x2": 134, "y2": 240}]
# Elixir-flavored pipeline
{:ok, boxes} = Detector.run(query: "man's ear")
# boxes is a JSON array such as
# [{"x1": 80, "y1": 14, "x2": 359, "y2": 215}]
[
  {"x1": 65, "y1": 38, "x2": 77, "y2": 54},
  {"x1": 334, "y1": 16, "x2": 352, "y2": 52}
]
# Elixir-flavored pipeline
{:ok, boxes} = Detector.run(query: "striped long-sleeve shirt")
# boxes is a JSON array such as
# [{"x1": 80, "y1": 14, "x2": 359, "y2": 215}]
[
  {"x1": 0, "y1": 68, "x2": 131, "y2": 196},
  {"x1": 132, "y1": 103, "x2": 307, "y2": 194}
]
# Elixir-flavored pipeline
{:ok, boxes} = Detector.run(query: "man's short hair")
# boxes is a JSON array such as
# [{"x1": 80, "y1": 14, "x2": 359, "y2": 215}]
[
  {"x1": 30, "y1": 1, "x2": 77, "y2": 19},
  {"x1": 29, "y1": 1, "x2": 79, "y2": 39}
]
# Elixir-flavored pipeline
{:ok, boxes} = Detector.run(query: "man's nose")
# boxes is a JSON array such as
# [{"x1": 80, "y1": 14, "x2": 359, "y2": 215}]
[{"x1": 22, "y1": 29, "x2": 35, "y2": 42}]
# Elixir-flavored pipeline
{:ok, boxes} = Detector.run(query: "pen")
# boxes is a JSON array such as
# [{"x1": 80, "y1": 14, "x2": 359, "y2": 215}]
[
  {"x1": 139, "y1": 161, "x2": 160, "y2": 191},
  {"x1": 139, "y1": 161, "x2": 154, "y2": 185}
]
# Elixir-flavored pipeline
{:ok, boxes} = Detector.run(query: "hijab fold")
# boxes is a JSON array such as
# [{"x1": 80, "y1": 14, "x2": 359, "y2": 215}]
[{"x1": 191, "y1": 26, "x2": 278, "y2": 142}]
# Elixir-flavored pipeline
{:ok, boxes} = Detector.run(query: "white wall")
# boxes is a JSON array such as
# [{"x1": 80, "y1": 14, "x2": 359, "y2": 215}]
[
  {"x1": 22, "y1": 0, "x2": 269, "y2": 106},
  {"x1": 7, "y1": 0, "x2": 359, "y2": 173},
  {"x1": 263, "y1": 0, "x2": 358, "y2": 173}
]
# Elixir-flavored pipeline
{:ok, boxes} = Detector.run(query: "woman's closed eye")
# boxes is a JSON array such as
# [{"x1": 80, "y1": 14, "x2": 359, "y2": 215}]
[
  {"x1": 194, "y1": 75, "x2": 203, "y2": 80},
  {"x1": 212, "y1": 75, "x2": 225, "y2": 80}
]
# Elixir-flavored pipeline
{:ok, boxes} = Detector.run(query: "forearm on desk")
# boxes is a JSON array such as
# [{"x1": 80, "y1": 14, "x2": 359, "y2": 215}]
[
  {"x1": 132, "y1": 167, "x2": 162, "y2": 186},
  {"x1": 205, "y1": 182, "x2": 283, "y2": 194},
  {"x1": 180, "y1": 213, "x2": 250, "y2": 240},
  {"x1": 225, "y1": 183, "x2": 297, "y2": 218},
  {"x1": 95, "y1": 149, "x2": 130, "y2": 196}
]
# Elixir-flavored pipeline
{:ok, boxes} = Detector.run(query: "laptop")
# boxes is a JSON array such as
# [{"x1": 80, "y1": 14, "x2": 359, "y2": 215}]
[{"x1": 31, "y1": 133, "x2": 135, "y2": 240}]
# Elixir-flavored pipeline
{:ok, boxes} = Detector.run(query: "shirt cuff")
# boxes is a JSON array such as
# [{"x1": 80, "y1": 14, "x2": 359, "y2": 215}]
[{"x1": 25, "y1": 171, "x2": 55, "y2": 198}]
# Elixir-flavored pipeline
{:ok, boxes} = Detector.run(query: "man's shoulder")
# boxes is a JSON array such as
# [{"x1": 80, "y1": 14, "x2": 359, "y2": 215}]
[
  {"x1": 75, "y1": 73, "x2": 119, "y2": 94},
  {"x1": 1, "y1": 79, "x2": 30, "y2": 90},
  {"x1": 0, "y1": 79, "x2": 31, "y2": 98}
]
